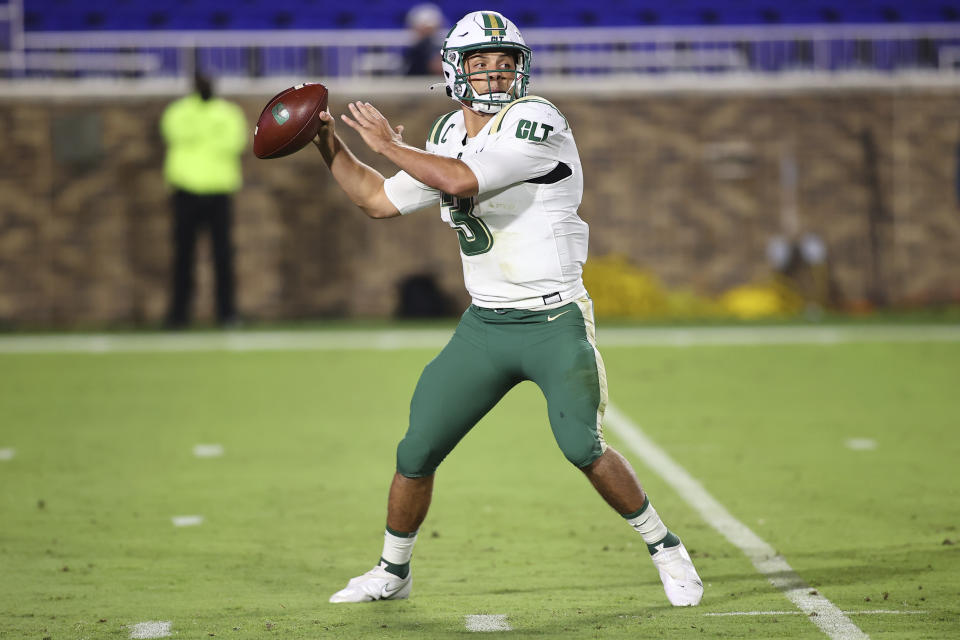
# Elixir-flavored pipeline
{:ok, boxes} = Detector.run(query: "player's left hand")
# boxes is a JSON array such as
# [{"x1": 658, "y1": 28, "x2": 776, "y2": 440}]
[{"x1": 341, "y1": 102, "x2": 405, "y2": 154}]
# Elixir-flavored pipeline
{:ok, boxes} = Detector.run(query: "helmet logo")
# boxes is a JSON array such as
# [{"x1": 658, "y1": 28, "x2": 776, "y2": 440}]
[{"x1": 481, "y1": 12, "x2": 506, "y2": 40}]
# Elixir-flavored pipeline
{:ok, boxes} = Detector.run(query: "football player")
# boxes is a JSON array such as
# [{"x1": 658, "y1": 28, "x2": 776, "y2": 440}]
[{"x1": 314, "y1": 10, "x2": 703, "y2": 607}]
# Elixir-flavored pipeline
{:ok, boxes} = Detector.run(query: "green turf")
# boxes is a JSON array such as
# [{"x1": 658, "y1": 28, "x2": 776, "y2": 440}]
[{"x1": 1, "y1": 333, "x2": 958, "y2": 639}]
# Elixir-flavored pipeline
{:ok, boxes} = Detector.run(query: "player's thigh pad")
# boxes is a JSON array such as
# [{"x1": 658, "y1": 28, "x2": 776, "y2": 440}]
[
  {"x1": 397, "y1": 313, "x2": 516, "y2": 477},
  {"x1": 525, "y1": 300, "x2": 608, "y2": 468}
]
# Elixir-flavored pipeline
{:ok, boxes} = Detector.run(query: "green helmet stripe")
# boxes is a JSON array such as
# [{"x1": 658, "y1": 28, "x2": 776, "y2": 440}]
[{"x1": 481, "y1": 12, "x2": 506, "y2": 37}]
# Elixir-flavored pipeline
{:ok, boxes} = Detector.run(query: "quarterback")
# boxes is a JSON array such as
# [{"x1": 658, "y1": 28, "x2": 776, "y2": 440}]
[{"x1": 314, "y1": 10, "x2": 703, "y2": 606}]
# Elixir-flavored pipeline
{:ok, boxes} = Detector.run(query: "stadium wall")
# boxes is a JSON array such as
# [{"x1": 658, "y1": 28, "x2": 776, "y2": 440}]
[{"x1": 1, "y1": 87, "x2": 959, "y2": 326}]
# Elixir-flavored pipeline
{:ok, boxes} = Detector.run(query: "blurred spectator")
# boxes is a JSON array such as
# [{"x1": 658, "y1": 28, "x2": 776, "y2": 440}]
[
  {"x1": 404, "y1": 3, "x2": 445, "y2": 76},
  {"x1": 160, "y1": 73, "x2": 247, "y2": 329}
]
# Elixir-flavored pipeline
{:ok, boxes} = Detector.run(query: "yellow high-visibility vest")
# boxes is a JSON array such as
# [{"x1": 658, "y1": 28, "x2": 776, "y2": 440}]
[{"x1": 160, "y1": 94, "x2": 247, "y2": 194}]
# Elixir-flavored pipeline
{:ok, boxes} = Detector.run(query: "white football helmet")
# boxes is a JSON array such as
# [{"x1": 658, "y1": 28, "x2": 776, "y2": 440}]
[{"x1": 440, "y1": 11, "x2": 532, "y2": 114}]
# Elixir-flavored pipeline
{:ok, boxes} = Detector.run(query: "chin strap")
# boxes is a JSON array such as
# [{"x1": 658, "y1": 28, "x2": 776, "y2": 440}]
[
  {"x1": 457, "y1": 90, "x2": 512, "y2": 114},
  {"x1": 468, "y1": 97, "x2": 507, "y2": 114}
]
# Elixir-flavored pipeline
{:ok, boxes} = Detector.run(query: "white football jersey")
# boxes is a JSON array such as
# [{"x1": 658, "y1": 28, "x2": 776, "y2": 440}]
[{"x1": 383, "y1": 96, "x2": 589, "y2": 309}]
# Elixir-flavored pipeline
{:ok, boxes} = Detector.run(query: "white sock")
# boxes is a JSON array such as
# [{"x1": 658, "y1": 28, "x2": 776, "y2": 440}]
[
  {"x1": 381, "y1": 529, "x2": 418, "y2": 566},
  {"x1": 626, "y1": 501, "x2": 669, "y2": 545}
]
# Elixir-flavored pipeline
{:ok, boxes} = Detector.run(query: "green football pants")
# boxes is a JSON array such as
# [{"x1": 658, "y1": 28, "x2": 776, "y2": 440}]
[{"x1": 396, "y1": 297, "x2": 609, "y2": 477}]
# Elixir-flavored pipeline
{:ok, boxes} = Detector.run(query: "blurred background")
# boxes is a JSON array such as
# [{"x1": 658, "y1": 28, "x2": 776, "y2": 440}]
[{"x1": 1, "y1": 0, "x2": 960, "y2": 328}]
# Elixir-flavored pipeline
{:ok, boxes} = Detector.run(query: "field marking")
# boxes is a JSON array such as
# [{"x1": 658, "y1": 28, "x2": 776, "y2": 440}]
[
  {"x1": 129, "y1": 621, "x2": 171, "y2": 638},
  {"x1": 843, "y1": 610, "x2": 926, "y2": 615},
  {"x1": 193, "y1": 443, "x2": 224, "y2": 458},
  {"x1": 604, "y1": 403, "x2": 869, "y2": 640},
  {"x1": 845, "y1": 438, "x2": 878, "y2": 451},
  {"x1": 171, "y1": 515, "x2": 204, "y2": 527},
  {"x1": 465, "y1": 614, "x2": 512, "y2": 632},
  {"x1": 0, "y1": 448, "x2": 14, "y2": 461},
  {"x1": 705, "y1": 610, "x2": 926, "y2": 616},
  {"x1": 1, "y1": 325, "x2": 959, "y2": 354}
]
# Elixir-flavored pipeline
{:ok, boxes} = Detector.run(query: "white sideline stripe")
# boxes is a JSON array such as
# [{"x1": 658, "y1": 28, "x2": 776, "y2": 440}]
[
  {"x1": 604, "y1": 403, "x2": 869, "y2": 640},
  {"x1": 705, "y1": 610, "x2": 926, "y2": 616},
  {"x1": 193, "y1": 443, "x2": 224, "y2": 458},
  {"x1": 465, "y1": 614, "x2": 512, "y2": 632},
  {"x1": 1, "y1": 325, "x2": 959, "y2": 353},
  {"x1": 129, "y1": 621, "x2": 171, "y2": 638},
  {"x1": 0, "y1": 448, "x2": 14, "y2": 461},
  {"x1": 171, "y1": 515, "x2": 204, "y2": 527},
  {"x1": 601, "y1": 325, "x2": 960, "y2": 347},
  {"x1": 845, "y1": 438, "x2": 878, "y2": 451},
  {"x1": 0, "y1": 330, "x2": 453, "y2": 353}
]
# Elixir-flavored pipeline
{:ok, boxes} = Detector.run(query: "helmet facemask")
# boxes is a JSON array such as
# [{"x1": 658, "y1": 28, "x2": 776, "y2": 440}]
[{"x1": 445, "y1": 47, "x2": 530, "y2": 114}]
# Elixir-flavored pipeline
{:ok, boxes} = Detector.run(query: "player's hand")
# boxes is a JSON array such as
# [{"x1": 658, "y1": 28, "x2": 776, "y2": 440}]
[
  {"x1": 313, "y1": 109, "x2": 335, "y2": 143},
  {"x1": 341, "y1": 101, "x2": 405, "y2": 154}
]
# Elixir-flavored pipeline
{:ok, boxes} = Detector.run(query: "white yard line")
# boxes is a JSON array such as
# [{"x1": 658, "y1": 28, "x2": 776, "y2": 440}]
[
  {"x1": 171, "y1": 515, "x2": 204, "y2": 527},
  {"x1": 193, "y1": 444, "x2": 224, "y2": 458},
  {"x1": 0, "y1": 325, "x2": 958, "y2": 354},
  {"x1": 843, "y1": 610, "x2": 927, "y2": 615},
  {"x1": 604, "y1": 403, "x2": 870, "y2": 640},
  {"x1": 0, "y1": 448, "x2": 15, "y2": 461},
  {"x1": 129, "y1": 621, "x2": 171, "y2": 638},
  {"x1": 465, "y1": 614, "x2": 512, "y2": 632},
  {"x1": 845, "y1": 438, "x2": 878, "y2": 451}
]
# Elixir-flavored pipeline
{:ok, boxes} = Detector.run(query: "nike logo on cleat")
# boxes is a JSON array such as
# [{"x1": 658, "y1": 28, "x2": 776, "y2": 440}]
[
  {"x1": 381, "y1": 583, "x2": 406, "y2": 598},
  {"x1": 547, "y1": 310, "x2": 572, "y2": 322}
]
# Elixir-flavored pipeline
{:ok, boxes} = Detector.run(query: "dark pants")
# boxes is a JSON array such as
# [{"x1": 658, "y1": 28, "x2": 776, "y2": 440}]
[{"x1": 166, "y1": 189, "x2": 236, "y2": 327}]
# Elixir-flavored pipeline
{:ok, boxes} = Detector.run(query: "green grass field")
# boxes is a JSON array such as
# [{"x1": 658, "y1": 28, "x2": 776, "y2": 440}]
[{"x1": 1, "y1": 326, "x2": 958, "y2": 639}]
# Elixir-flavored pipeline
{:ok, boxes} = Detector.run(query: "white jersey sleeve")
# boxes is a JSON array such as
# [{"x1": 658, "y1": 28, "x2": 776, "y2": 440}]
[{"x1": 382, "y1": 170, "x2": 441, "y2": 216}]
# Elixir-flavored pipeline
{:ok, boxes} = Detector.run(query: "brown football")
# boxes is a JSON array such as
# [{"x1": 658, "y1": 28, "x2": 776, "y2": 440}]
[{"x1": 253, "y1": 83, "x2": 328, "y2": 159}]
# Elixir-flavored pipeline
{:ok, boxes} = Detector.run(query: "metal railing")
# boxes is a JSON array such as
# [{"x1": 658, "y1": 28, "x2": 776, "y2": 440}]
[{"x1": 2, "y1": 22, "x2": 960, "y2": 80}]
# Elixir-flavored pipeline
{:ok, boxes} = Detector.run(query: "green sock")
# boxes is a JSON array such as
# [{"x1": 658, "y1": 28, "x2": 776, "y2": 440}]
[
  {"x1": 646, "y1": 531, "x2": 681, "y2": 556},
  {"x1": 378, "y1": 557, "x2": 410, "y2": 579}
]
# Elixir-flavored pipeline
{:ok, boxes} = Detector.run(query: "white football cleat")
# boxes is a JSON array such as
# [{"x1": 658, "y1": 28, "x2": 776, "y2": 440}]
[
  {"x1": 650, "y1": 541, "x2": 703, "y2": 606},
  {"x1": 328, "y1": 564, "x2": 412, "y2": 603}
]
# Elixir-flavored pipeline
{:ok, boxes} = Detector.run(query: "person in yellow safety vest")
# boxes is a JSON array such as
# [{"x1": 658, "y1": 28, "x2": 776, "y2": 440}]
[{"x1": 160, "y1": 72, "x2": 247, "y2": 329}]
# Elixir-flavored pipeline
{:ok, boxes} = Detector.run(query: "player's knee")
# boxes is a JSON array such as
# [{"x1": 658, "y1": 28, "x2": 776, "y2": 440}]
[
  {"x1": 558, "y1": 432, "x2": 604, "y2": 469},
  {"x1": 396, "y1": 433, "x2": 440, "y2": 478}
]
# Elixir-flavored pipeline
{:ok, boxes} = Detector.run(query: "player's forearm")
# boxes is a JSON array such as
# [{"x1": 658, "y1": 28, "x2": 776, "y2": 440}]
[
  {"x1": 316, "y1": 133, "x2": 391, "y2": 216},
  {"x1": 381, "y1": 142, "x2": 479, "y2": 197}
]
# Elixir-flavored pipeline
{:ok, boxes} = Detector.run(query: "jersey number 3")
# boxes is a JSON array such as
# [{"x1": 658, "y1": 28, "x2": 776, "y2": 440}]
[{"x1": 441, "y1": 193, "x2": 493, "y2": 256}]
